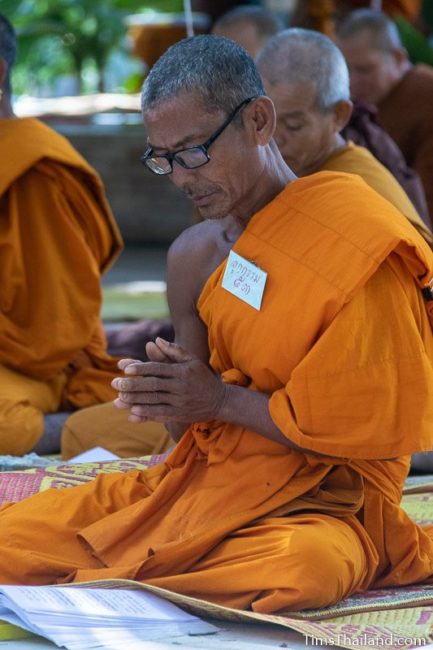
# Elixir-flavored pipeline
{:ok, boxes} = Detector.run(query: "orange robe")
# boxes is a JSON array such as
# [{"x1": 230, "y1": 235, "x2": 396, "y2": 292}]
[
  {"x1": 1, "y1": 172, "x2": 433, "y2": 612},
  {"x1": 0, "y1": 118, "x2": 123, "y2": 454},
  {"x1": 61, "y1": 403, "x2": 173, "y2": 459}
]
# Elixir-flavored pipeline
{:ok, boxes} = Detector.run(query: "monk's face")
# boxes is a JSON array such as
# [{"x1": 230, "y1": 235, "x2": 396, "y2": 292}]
[
  {"x1": 262, "y1": 78, "x2": 339, "y2": 177},
  {"x1": 337, "y1": 31, "x2": 405, "y2": 106},
  {"x1": 143, "y1": 91, "x2": 270, "y2": 220}
]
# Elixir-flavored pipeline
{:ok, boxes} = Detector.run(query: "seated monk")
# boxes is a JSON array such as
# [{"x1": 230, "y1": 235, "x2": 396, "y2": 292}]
[
  {"x1": 336, "y1": 9, "x2": 433, "y2": 227},
  {"x1": 2, "y1": 35, "x2": 433, "y2": 613},
  {"x1": 255, "y1": 27, "x2": 433, "y2": 246},
  {"x1": 61, "y1": 22, "x2": 432, "y2": 460},
  {"x1": 211, "y1": 5, "x2": 284, "y2": 58},
  {"x1": 0, "y1": 13, "x2": 169, "y2": 456}
]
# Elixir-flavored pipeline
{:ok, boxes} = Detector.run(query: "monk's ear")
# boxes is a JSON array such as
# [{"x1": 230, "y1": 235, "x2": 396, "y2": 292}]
[
  {"x1": 332, "y1": 99, "x2": 353, "y2": 131},
  {"x1": 244, "y1": 96, "x2": 275, "y2": 146},
  {"x1": 392, "y1": 46, "x2": 409, "y2": 70}
]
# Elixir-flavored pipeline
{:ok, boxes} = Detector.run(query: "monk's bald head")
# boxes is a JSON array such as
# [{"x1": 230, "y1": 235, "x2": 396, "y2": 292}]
[
  {"x1": 0, "y1": 12, "x2": 16, "y2": 95},
  {"x1": 212, "y1": 6, "x2": 284, "y2": 58},
  {"x1": 256, "y1": 29, "x2": 352, "y2": 177},
  {"x1": 336, "y1": 9, "x2": 402, "y2": 54},
  {"x1": 256, "y1": 28, "x2": 350, "y2": 112}
]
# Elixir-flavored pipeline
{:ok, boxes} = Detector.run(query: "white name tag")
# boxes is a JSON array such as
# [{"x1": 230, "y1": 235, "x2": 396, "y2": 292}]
[{"x1": 221, "y1": 250, "x2": 267, "y2": 311}]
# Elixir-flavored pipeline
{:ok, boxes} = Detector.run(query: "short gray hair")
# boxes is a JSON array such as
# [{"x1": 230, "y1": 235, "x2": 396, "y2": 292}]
[
  {"x1": 141, "y1": 34, "x2": 265, "y2": 115},
  {"x1": 256, "y1": 28, "x2": 350, "y2": 112},
  {"x1": 336, "y1": 9, "x2": 402, "y2": 52},
  {"x1": 0, "y1": 13, "x2": 17, "y2": 94}
]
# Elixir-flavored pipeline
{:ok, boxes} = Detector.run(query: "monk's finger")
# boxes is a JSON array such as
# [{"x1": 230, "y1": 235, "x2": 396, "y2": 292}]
[
  {"x1": 129, "y1": 404, "x2": 190, "y2": 422},
  {"x1": 123, "y1": 361, "x2": 182, "y2": 377},
  {"x1": 155, "y1": 337, "x2": 195, "y2": 363},
  {"x1": 145, "y1": 341, "x2": 172, "y2": 363},
  {"x1": 119, "y1": 389, "x2": 182, "y2": 405},
  {"x1": 117, "y1": 358, "x2": 142, "y2": 371},
  {"x1": 112, "y1": 376, "x2": 178, "y2": 393},
  {"x1": 128, "y1": 413, "x2": 151, "y2": 423},
  {"x1": 113, "y1": 397, "x2": 131, "y2": 410}
]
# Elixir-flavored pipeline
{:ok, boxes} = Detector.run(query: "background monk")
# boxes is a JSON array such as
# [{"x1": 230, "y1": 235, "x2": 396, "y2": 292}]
[
  {"x1": 290, "y1": 0, "x2": 423, "y2": 34},
  {"x1": 255, "y1": 27, "x2": 433, "y2": 245},
  {"x1": 0, "y1": 13, "x2": 171, "y2": 456},
  {"x1": 3, "y1": 35, "x2": 433, "y2": 612},
  {"x1": 211, "y1": 5, "x2": 284, "y2": 58},
  {"x1": 336, "y1": 9, "x2": 433, "y2": 226}
]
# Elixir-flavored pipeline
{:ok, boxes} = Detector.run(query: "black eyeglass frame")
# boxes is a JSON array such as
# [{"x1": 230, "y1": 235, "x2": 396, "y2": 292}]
[{"x1": 141, "y1": 96, "x2": 257, "y2": 176}]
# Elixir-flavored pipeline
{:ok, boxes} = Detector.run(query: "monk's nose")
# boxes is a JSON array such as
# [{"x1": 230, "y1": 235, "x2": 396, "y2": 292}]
[{"x1": 169, "y1": 160, "x2": 196, "y2": 189}]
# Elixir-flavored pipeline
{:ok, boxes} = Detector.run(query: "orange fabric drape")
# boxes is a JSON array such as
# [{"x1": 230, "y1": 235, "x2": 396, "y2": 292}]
[{"x1": 0, "y1": 118, "x2": 123, "y2": 408}]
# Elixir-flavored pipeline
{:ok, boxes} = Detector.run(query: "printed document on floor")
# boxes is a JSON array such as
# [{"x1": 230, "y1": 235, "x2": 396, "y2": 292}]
[{"x1": 0, "y1": 584, "x2": 218, "y2": 649}]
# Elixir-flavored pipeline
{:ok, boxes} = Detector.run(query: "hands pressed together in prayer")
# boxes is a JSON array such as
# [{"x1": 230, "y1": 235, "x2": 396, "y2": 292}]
[{"x1": 112, "y1": 337, "x2": 227, "y2": 427}]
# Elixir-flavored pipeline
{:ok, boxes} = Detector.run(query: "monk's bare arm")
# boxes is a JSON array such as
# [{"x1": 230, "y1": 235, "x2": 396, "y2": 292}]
[
  {"x1": 166, "y1": 228, "x2": 211, "y2": 363},
  {"x1": 114, "y1": 223, "x2": 216, "y2": 441},
  {"x1": 160, "y1": 227, "x2": 212, "y2": 440},
  {"x1": 217, "y1": 384, "x2": 303, "y2": 449}
]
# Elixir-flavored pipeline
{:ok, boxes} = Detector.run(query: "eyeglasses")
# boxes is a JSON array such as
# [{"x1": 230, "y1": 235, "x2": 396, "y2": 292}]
[{"x1": 141, "y1": 97, "x2": 256, "y2": 176}]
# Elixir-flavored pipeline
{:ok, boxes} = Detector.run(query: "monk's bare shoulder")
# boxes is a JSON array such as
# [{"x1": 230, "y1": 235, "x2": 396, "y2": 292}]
[
  {"x1": 167, "y1": 220, "x2": 226, "y2": 305},
  {"x1": 166, "y1": 220, "x2": 226, "y2": 361}
]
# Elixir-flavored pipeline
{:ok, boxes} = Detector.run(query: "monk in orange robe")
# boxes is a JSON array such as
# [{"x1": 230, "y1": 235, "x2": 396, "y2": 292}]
[
  {"x1": 256, "y1": 28, "x2": 432, "y2": 245},
  {"x1": 1, "y1": 35, "x2": 433, "y2": 613},
  {"x1": 61, "y1": 24, "x2": 433, "y2": 462},
  {"x1": 0, "y1": 14, "x2": 126, "y2": 455}
]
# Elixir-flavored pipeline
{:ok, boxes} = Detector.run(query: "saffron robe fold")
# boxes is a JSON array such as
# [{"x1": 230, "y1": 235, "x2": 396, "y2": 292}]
[
  {"x1": 0, "y1": 118, "x2": 123, "y2": 452},
  {"x1": 1, "y1": 172, "x2": 433, "y2": 611}
]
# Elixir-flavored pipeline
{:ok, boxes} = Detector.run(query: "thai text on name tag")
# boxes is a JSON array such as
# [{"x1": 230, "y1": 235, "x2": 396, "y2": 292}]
[{"x1": 221, "y1": 250, "x2": 267, "y2": 311}]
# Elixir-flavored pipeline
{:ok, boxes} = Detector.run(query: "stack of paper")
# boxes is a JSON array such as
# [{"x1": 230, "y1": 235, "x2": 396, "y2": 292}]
[
  {"x1": 66, "y1": 447, "x2": 121, "y2": 463},
  {"x1": 0, "y1": 584, "x2": 218, "y2": 649}
]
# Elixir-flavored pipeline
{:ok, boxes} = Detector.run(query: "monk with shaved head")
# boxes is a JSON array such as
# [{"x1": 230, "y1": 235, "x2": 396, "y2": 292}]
[
  {"x1": 337, "y1": 9, "x2": 433, "y2": 224},
  {"x1": 256, "y1": 27, "x2": 432, "y2": 243}
]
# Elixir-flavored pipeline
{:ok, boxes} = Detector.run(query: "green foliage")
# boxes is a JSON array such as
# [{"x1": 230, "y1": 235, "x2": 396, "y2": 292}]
[
  {"x1": 102, "y1": 286, "x2": 169, "y2": 321},
  {"x1": 395, "y1": 16, "x2": 433, "y2": 66},
  {"x1": 4, "y1": 0, "x2": 184, "y2": 95}
]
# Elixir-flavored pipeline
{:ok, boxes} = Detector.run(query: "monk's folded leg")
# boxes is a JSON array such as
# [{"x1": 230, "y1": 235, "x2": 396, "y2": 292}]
[
  {"x1": 61, "y1": 403, "x2": 174, "y2": 459},
  {"x1": 0, "y1": 364, "x2": 65, "y2": 455},
  {"x1": 146, "y1": 514, "x2": 378, "y2": 613},
  {"x1": 0, "y1": 400, "x2": 44, "y2": 455},
  {"x1": 0, "y1": 470, "x2": 151, "y2": 584}
]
